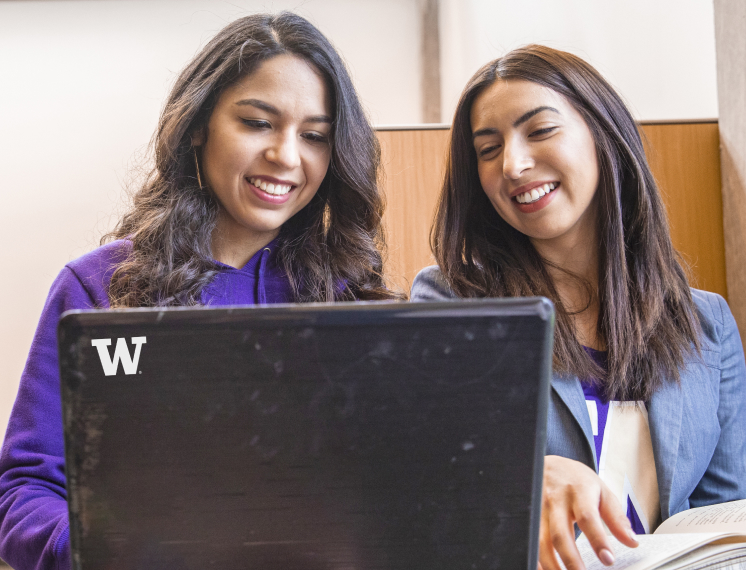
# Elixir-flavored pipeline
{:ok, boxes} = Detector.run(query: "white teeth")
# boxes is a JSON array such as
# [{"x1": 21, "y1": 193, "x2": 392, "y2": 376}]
[
  {"x1": 249, "y1": 178, "x2": 292, "y2": 196},
  {"x1": 515, "y1": 182, "x2": 557, "y2": 204}
]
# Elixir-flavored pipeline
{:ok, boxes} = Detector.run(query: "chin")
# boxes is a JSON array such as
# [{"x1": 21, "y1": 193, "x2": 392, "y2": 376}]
[{"x1": 516, "y1": 225, "x2": 565, "y2": 241}]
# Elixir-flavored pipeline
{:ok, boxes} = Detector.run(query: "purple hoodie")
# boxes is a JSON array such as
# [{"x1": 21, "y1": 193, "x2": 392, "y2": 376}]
[{"x1": 0, "y1": 239, "x2": 293, "y2": 570}]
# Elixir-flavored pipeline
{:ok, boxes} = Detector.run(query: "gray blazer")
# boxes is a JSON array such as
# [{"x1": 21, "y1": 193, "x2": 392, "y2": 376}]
[{"x1": 411, "y1": 265, "x2": 746, "y2": 523}]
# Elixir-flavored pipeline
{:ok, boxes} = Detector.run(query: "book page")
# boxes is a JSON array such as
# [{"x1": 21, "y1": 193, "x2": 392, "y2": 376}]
[
  {"x1": 657, "y1": 501, "x2": 746, "y2": 535},
  {"x1": 574, "y1": 533, "x2": 733, "y2": 570},
  {"x1": 655, "y1": 542, "x2": 746, "y2": 570}
]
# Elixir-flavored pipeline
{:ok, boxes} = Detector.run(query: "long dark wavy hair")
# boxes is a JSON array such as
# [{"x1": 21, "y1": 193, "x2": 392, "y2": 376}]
[
  {"x1": 104, "y1": 11, "x2": 399, "y2": 306},
  {"x1": 433, "y1": 45, "x2": 700, "y2": 401}
]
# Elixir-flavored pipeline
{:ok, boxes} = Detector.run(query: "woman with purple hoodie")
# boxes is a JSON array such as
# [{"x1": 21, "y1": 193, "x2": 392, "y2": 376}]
[{"x1": 0, "y1": 12, "x2": 399, "y2": 570}]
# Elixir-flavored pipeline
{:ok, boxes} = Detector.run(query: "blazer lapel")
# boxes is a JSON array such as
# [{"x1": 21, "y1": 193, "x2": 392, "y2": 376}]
[
  {"x1": 648, "y1": 380, "x2": 683, "y2": 519},
  {"x1": 551, "y1": 372, "x2": 684, "y2": 519},
  {"x1": 551, "y1": 374, "x2": 597, "y2": 468}
]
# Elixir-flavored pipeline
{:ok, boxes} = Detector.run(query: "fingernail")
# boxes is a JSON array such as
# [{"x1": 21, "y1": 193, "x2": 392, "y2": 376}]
[
  {"x1": 599, "y1": 548, "x2": 615, "y2": 566},
  {"x1": 628, "y1": 528, "x2": 638, "y2": 544}
]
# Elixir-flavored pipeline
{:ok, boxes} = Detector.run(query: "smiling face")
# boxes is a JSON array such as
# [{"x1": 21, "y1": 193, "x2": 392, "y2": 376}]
[
  {"x1": 196, "y1": 53, "x2": 332, "y2": 267},
  {"x1": 470, "y1": 79, "x2": 600, "y2": 250}
]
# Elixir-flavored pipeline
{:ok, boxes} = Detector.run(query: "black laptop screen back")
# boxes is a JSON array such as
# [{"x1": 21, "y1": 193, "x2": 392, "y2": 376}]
[{"x1": 59, "y1": 299, "x2": 553, "y2": 570}]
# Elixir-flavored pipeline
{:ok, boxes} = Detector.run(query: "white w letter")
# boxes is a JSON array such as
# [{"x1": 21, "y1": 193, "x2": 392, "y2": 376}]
[{"x1": 91, "y1": 337, "x2": 147, "y2": 376}]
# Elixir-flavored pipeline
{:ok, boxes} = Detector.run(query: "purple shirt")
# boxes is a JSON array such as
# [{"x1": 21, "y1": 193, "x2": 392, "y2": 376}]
[
  {"x1": 581, "y1": 348, "x2": 650, "y2": 535},
  {"x1": 0, "y1": 240, "x2": 293, "y2": 570}
]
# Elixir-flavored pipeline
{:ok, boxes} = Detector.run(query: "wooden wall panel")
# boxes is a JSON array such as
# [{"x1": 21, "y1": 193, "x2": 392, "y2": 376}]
[
  {"x1": 640, "y1": 122, "x2": 727, "y2": 298},
  {"x1": 378, "y1": 123, "x2": 727, "y2": 300},
  {"x1": 377, "y1": 128, "x2": 450, "y2": 293}
]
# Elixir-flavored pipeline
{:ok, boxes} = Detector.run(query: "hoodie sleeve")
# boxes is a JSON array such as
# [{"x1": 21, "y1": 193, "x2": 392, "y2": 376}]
[{"x1": 0, "y1": 241, "x2": 120, "y2": 570}]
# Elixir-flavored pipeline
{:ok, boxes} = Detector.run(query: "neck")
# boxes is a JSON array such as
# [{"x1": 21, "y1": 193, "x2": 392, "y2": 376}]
[
  {"x1": 530, "y1": 212, "x2": 602, "y2": 349},
  {"x1": 531, "y1": 227, "x2": 599, "y2": 289},
  {"x1": 211, "y1": 209, "x2": 280, "y2": 269}
]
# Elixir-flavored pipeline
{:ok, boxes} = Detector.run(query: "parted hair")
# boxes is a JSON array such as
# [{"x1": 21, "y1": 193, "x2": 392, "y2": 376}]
[
  {"x1": 104, "y1": 11, "x2": 398, "y2": 306},
  {"x1": 432, "y1": 45, "x2": 700, "y2": 401}
]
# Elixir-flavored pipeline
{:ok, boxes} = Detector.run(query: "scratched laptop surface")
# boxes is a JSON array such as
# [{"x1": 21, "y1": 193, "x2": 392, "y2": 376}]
[{"x1": 58, "y1": 299, "x2": 553, "y2": 570}]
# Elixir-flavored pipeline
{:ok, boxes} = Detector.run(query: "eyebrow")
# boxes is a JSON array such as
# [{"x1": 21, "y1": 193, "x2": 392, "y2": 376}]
[
  {"x1": 234, "y1": 98, "x2": 333, "y2": 124},
  {"x1": 472, "y1": 105, "x2": 561, "y2": 140}
]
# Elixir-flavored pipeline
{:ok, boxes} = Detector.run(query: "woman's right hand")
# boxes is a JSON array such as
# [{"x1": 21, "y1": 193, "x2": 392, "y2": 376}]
[{"x1": 538, "y1": 455, "x2": 639, "y2": 570}]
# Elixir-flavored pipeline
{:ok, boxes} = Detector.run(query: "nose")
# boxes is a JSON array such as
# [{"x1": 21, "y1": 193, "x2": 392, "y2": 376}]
[
  {"x1": 265, "y1": 130, "x2": 301, "y2": 170},
  {"x1": 502, "y1": 138, "x2": 534, "y2": 180}
]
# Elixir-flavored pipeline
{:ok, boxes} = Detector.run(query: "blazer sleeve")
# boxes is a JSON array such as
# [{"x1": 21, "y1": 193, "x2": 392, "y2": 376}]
[
  {"x1": 410, "y1": 265, "x2": 459, "y2": 301},
  {"x1": 689, "y1": 293, "x2": 746, "y2": 506},
  {"x1": 0, "y1": 267, "x2": 100, "y2": 570}
]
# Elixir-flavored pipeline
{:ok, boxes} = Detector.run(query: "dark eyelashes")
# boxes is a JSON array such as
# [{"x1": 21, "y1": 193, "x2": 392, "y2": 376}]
[
  {"x1": 241, "y1": 119, "x2": 329, "y2": 143},
  {"x1": 529, "y1": 126, "x2": 558, "y2": 137},
  {"x1": 477, "y1": 126, "x2": 558, "y2": 157},
  {"x1": 478, "y1": 145, "x2": 500, "y2": 157},
  {"x1": 302, "y1": 133, "x2": 329, "y2": 144},
  {"x1": 241, "y1": 119, "x2": 271, "y2": 128}
]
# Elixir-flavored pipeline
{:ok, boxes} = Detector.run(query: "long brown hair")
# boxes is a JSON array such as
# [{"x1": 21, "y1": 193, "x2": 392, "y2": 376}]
[
  {"x1": 433, "y1": 45, "x2": 700, "y2": 400},
  {"x1": 104, "y1": 12, "x2": 399, "y2": 306}
]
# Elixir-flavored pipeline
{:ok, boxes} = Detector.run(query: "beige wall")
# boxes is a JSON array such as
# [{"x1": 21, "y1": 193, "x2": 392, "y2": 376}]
[
  {"x1": 714, "y1": 0, "x2": 746, "y2": 351},
  {"x1": 0, "y1": 0, "x2": 425, "y2": 444},
  {"x1": 439, "y1": 0, "x2": 719, "y2": 123}
]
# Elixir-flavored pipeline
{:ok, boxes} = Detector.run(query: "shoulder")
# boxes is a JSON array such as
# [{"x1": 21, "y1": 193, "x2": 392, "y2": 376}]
[
  {"x1": 410, "y1": 265, "x2": 459, "y2": 301},
  {"x1": 689, "y1": 288, "x2": 736, "y2": 348},
  {"x1": 59, "y1": 240, "x2": 132, "y2": 309},
  {"x1": 66, "y1": 240, "x2": 131, "y2": 278}
]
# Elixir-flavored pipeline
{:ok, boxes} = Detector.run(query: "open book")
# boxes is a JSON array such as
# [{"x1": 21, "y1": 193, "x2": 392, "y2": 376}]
[{"x1": 576, "y1": 499, "x2": 746, "y2": 570}]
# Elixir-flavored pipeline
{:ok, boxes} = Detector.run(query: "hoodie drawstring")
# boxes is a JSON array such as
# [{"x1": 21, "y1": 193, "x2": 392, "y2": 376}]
[{"x1": 258, "y1": 247, "x2": 272, "y2": 304}]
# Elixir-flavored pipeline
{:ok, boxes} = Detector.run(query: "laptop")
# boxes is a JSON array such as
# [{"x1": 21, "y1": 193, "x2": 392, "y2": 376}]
[{"x1": 58, "y1": 298, "x2": 554, "y2": 570}]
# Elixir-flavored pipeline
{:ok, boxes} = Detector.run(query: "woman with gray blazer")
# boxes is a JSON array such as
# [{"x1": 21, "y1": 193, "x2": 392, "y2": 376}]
[{"x1": 411, "y1": 45, "x2": 746, "y2": 570}]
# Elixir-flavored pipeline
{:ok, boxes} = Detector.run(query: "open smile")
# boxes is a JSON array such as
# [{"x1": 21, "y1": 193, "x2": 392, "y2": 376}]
[
  {"x1": 513, "y1": 182, "x2": 557, "y2": 204},
  {"x1": 510, "y1": 182, "x2": 560, "y2": 213},
  {"x1": 245, "y1": 177, "x2": 297, "y2": 205},
  {"x1": 248, "y1": 177, "x2": 295, "y2": 196}
]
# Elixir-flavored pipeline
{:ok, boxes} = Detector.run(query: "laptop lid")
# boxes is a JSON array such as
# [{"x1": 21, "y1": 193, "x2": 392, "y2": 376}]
[{"x1": 59, "y1": 299, "x2": 554, "y2": 570}]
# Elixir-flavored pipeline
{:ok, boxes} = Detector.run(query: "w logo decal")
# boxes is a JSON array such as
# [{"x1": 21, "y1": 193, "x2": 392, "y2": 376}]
[{"x1": 91, "y1": 337, "x2": 147, "y2": 376}]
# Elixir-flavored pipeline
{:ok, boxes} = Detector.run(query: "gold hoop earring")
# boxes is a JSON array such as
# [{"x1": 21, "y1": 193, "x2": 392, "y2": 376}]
[{"x1": 193, "y1": 147, "x2": 203, "y2": 189}]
